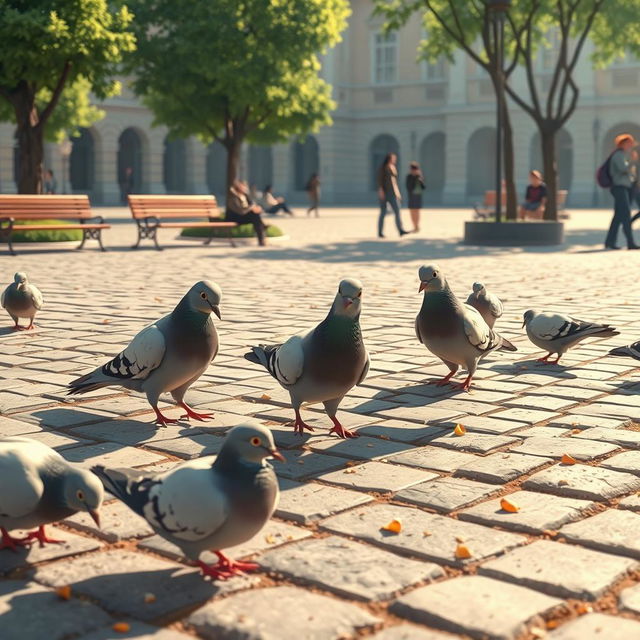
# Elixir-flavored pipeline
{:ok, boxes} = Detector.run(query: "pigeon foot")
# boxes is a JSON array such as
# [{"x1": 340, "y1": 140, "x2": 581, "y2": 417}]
[
  {"x1": 23, "y1": 526, "x2": 64, "y2": 547},
  {"x1": 429, "y1": 370, "x2": 456, "y2": 387},
  {"x1": 215, "y1": 551, "x2": 259, "y2": 573},
  {"x1": 0, "y1": 527, "x2": 32, "y2": 552},
  {"x1": 328, "y1": 417, "x2": 358, "y2": 439},
  {"x1": 454, "y1": 375, "x2": 472, "y2": 392},
  {"x1": 179, "y1": 403, "x2": 213, "y2": 421},
  {"x1": 197, "y1": 559, "x2": 235, "y2": 581},
  {"x1": 293, "y1": 410, "x2": 314, "y2": 435},
  {"x1": 153, "y1": 408, "x2": 179, "y2": 427}
]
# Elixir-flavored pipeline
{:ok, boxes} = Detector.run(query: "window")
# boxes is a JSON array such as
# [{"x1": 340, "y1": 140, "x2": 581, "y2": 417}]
[
  {"x1": 611, "y1": 52, "x2": 640, "y2": 68},
  {"x1": 425, "y1": 56, "x2": 447, "y2": 82},
  {"x1": 373, "y1": 32, "x2": 397, "y2": 84}
]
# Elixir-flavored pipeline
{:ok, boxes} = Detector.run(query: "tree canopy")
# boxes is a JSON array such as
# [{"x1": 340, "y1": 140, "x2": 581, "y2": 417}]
[
  {"x1": 127, "y1": 0, "x2": 350, "y2": 194},
  {"x1": 0, "y1": 0, "x2": 135, "y2": 192}
]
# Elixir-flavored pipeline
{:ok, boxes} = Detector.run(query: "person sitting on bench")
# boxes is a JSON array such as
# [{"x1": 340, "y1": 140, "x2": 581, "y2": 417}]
[
  {"x1": 261, "y1": 185, "x2": 294, "y2": 216},
  {"x1": 518, "y1": 170, "x2": 547, "y2": 220},
  {"x1": 226, "y1": 180, "x2": 268, "y2": 246}
]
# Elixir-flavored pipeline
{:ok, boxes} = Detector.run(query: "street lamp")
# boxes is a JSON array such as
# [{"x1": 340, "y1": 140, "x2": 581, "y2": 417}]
[
  {"x1": 487, "y1": 0, "x2": 511, "y2": 224},
  {"x1": 60, "y1": 136, "x2": 73, "y2": 194},
  {"x1": 592, "y1": 117, "x2": 601, "y2": 207}
]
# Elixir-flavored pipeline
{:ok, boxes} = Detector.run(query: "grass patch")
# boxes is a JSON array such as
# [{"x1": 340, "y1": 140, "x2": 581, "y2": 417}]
[
  {"x1": 10, "y1": 219, "x2": 82, "y2": 243},
  {"x1": 180, "y1": 223, "x2": 284, "y2": 239}
]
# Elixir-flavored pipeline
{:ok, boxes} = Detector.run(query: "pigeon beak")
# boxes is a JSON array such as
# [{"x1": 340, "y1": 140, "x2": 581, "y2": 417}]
[
  {"x1": 88, "y1": 509, "x2": 101, "y2": 528},
  {"x1": 521, "y1": 319, "x2": 526, "y2": 329},
  {"x1": 269, "y1": 448, "x2": 285, "y2": 462},
  {"x1": 211, "y1": 305, "x2": 221, "y2": 320},
  {"x1": 343, "y1": 297, "x2": 353, "y2": 309},
  {"x1": 419, "y1": 281, "x2": 427, "y2": 293}
]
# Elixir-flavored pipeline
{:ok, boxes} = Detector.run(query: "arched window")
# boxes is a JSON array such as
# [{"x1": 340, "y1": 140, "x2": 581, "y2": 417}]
[
  {"x1": 206, "y1": 141, "x2": 227, "y2": 196},
  {"x1": 601, "y1": 122, "x2": 640, "y2": 157},
  {"x1": 163, "y1": 136, "x2": 187, "y2": 194},
  {"x1": 117, "y1": 128, "x2": 144, "y2": 198},
  {"x1": 419, "y1": 132, "x2": 445, "y2": 203},
  {"x1": 369, "y1": 134, "x2": 400, "y2": 190},
  {"x1": 70, "y1": 128, "x2": 95, "y2": 192},
  {"x1": 466, "y1": 127, "x2": 496, "y2": 196},
  {"x1": 292, "y1": 136, "x2": 319, "y2": 190},
  {"x1": 249, "y1": 145, "x2": 273, "y2": 190},
  {"x1": 530, "y1": 129, "x2": 573, "y2": 190}
]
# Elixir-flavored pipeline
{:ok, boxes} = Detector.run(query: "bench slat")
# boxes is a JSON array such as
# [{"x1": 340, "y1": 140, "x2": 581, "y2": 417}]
[{"x1": 12, "y1": 224, "x2": 110, "y2": 231}]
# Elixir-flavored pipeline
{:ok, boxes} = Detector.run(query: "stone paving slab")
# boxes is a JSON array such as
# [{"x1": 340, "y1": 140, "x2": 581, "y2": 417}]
[
  {"x1": 454, "y1": 452, "x2": 553, "y2": 484},
  {"x1": 61, "y1": 442, "x2": 167, "y2": 468},
  {"x1": 390, "y1": 575, "x2": 561, "y2": 640},
  {"x1": 510, "y1": 436, "x2": 620, "y2": 461},
  {"x1": 427, "y1": 432, "x2": 520, "y2": 454},
  {"x1": 599, "y1": 450, "x2": 640, "y2": 475},
  {"x1": 275, "y1": 449, "x2": 348, "y2": 480},
  {"x1": 307, "y1": 434, "x2": 413, "y2": 459},
  {"x1": 479, "y1": 540, "x2": 637, "y2": 600},
  {"x1": 187, "y1": 585, "x2": 380, "y2": 639},
  {"x1": 619, "y1": 583, "x2": 640, "y2": 615},
  {"x1": 357, "y1": 422, "x2": 449, "y2": 443},
  {"x1": 320, "y1": 503, "x2": 525, "y2": 566},
  {"x1": 370, "y1": 626, "x2": 452, "y2": 640},
  {"x1": 549, "y1": 613, "x2": 640, "y2": 639},
  {"x1": 459, "y1": 490, "x2": 596, "y2": 534},
  {"x1": 0, "y1": 579, "x2": 112, "y2": 640},
  {"x1": 396, "y1": 477, "x2": 500, "y2": 512},
  {"x1": 560, "y1": 509, "x2": 640, "y2": 559},
  {"x1": 522, "y1": 465, "x2": 640, "y2": 501},
  {"x1": 259, "y1": 535, "x2": 443, "y2": 601},
  {"x1": 573, "y1": 426, "x2": 640, "y2": 449},
  {"x1": 388, "y1": 445, "x2": 477, "y2": 472},
  {"x1": 76, "y1": 622, "x2": 193, "y2": 639}
]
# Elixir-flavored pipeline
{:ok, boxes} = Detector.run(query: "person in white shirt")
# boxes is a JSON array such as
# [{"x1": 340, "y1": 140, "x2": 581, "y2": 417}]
[{"x1": 261, "y1": 185, "x2": 294, "y2": 216}]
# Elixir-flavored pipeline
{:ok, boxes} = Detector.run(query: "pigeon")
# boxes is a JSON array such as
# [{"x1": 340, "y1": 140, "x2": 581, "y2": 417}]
[
  {"x1": 91, "y1": 422, "x2": 283, "y2": 580},
  {"x1": 465, "y1": 282, "x2": 503, "y2": 329},
  {"x1": 68, "y1": 281, "x2": 222, "y2": 426},
  {"x1": 609, "y1": 340, "x2": 640, "y2": 360},
  {"x1": 416, "y1": 264, "x2": 517, "y2": 391},
  {"x1": 244, "y1": 278, "x2": 369, "y2": 439},
  {"x1": 522, "y1": 310, "x2": 619, "y2": 364},
  {"x1": 0, "y1": 437, "x2": 102, "y2": 551},
  {"x1": 1, "y1": 272, "x2": 43, "y2": 330}
]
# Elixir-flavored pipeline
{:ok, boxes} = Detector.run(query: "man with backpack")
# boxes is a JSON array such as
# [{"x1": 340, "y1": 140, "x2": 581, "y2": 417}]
[{"x1": 603, "y1": 133, "x2": 639, "y2": 250}]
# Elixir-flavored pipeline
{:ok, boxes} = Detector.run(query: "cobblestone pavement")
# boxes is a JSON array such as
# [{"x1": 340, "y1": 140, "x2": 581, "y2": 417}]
[{"x1": 2, "y1": 207, "x2": 640, "y2": 639}]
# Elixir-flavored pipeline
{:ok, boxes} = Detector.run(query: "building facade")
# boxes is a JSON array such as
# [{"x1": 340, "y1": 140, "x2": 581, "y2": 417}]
[{"x1": 0, "y1": 0, "x2": 637, "y2": 206}]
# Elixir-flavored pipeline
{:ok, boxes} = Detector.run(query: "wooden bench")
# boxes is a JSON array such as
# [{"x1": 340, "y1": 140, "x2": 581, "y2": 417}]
[
  {"x1": 128, "y1": 195, "x2": 238, "y2": 250},
  {"x1": 0, "y1": 194, "x2": 109, "y2": 255}
]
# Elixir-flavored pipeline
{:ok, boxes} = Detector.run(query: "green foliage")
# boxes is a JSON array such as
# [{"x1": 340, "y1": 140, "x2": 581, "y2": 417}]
[
  {"x1": 126, "y1": 0, "x2": 350, "y2": 146},
  {"x1": 10, "y1": 219, "x2": 82, "y2": 243},
  {"x1": 180, "y1": 224, "x2": 284, "y2": 239}
]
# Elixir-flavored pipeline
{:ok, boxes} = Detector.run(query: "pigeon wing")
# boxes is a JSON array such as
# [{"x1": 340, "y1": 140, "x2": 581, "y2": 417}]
[
  {"x1": 529, "y1": 312, "x2": 578, "y2": 342},
  {"x1": 102, "y1": 324, "x2": 166, "y2": 381},
  {"x1": 270, "y1": 334, "x2": 305, "y2": 386},
  {"x1": 489, "y1": 294, "x2": 503, "y2": 319},
  {"x1": 0, "y1": 285, "x2": 8, "y2": 309},
  {"x1": 0, "y1": 445, "x2": 44, "y2": 519},
  {"x1": 357, "y1": 351, "x2": 370, "y2": 386},
  {"x1": 462, "y1": 304, "x2": 495, "y2": 351},
  {"x1": 28, "y1": 285, "x2": 44, "y2": 310}
]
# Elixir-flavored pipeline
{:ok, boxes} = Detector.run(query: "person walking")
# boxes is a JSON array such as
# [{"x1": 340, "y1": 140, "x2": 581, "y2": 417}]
[
  {"x1": 377, "y1": 153, "x2": 408, "y2": 238},
  {"x1": 226, "y1": 180, "x2": 269, "y2": 247},
  {"x1": 405, "y1": 162, "x2": 425, "y2": 232},
  {"x1": 306, "y1": 173, "x2": 320, "y2": 217},
  {"x1": 604, "y1": 134, "x2": 639, "y2": 250}
]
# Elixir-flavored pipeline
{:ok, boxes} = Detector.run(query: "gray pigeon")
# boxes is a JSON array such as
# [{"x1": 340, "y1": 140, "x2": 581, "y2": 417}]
[
  {"x1": 609, "y1": 340, "x2": 640, "y2": 360},
  {"x1": 416, "y1": 264, "x2": 517, "y2": 391},
  {"x1": 0, "y1": 437, "x2": 102, "y2": 551},
  {"x1": 1, "y1": 272, "x2": 43, "y2": 330},
  {"x1": 244, "y1": 278, "x2": 369, "y2": 439},
  {"x1": 92, "y1": 422, "x2": 282, "y2": 581},
  {"x1": 466, "y1": 282, "x2": 503, "y2": 329},
  {"x1": 68, "y1": 281, "x2": 221, "y2": 426},
  {"x1": 523, "y1": 310, "x2": 619, "y2": 364}
]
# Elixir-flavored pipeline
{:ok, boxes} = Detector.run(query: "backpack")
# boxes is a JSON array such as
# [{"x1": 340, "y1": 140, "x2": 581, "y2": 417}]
[{"x1": 596, "y1": 151, "x2": 616, "y2": 188}]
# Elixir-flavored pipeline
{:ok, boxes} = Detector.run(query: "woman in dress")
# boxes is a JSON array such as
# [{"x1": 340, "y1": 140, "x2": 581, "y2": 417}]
[
  {"x1": 405, "y1": 162, "x2": 425, "y2": 233},
  {"x1": 376, "y1": 153, "x2": 408, "y2": 238}
]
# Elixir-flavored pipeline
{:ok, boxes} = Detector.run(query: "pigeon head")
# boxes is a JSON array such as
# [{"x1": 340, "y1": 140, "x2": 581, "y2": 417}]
[
  {"x1": 333, "y1": 278, "x2": 363, "y2": 318},
  {"x1": 522, "y1": 309, "x2": 536, "y2": 328},
  {"x1": 186, "y1": 280, "x2": 222, "y2": 319},
  {"x1": 418, "y1": 264, "x2": 446, "y2": 293},
  {"x1": 222, "y1": 422, "x2": 284, "y2": 465},
  {"x1": 64, "y1": 468, "x2": 104, "y2": 526},
  {"x1": 14, "y1": 272, "x2": 28, "y2": 290},
  {"x1": 472, "y1": 282, "x2": 485, "y2": 297}
]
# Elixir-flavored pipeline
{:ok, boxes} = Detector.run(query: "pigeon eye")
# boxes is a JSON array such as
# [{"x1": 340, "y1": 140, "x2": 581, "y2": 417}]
[
  {"x1": 432, "y1": 272, "x2": 437, "y2": 278},
  {"x1": 250, "y1": 437, "x2": 261, "y2": 446},
  {"x1": 200, "y1": 292, "x2": 207, "y2": 299},
  {"x1": 76, "y1": 490, "x2": 85, "y2": 501}
]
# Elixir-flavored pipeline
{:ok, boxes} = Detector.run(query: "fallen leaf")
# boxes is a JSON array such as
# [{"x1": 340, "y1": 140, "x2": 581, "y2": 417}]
[
  {"x1": 453, "y1": 424, "x2": 466, "y2": 436},
  {"x1": 344, "y1": 468, "x2": 357, "y2": 474},
  {"x1": 345, "y1": 460, "x2": 359, "y2": 467},
  {"x1": 143, "y1": 593, "x2": 156, "y2": 604},
  {"x1": 154, "y1": 297, "x2": 163, "y2": 303},
  {"x1": 56, "y1": 586, "x2": 71, "y2": 600},
  {"x1": 500, "y1": 497, "x2": 520, "y2": 513},
  {"x1": 423, "y1": 530, "x2": 432, "y2": 537},
  {"x1": 265, "y1": 534, "x2": 276, "y2": 544},
  {"x1": 561, "y1": 453, "x2": 577, "y2": 465},
  {"x1": 576, "y1": 603, "x2": 593, "y2": 615},
  {"x1": 381, "y1": 519, "x2": 402, "y2": 533},
  {"x1": 558, "y1": 479, "x2": 569, "y2": 486},
  {"x1": 102, "y1": 319, "x2": 111, "y2": 324},
  {"x1": 455, "y1": 544, "x2": 472, "y2": 559},
  {"x1": 112, "y1": 622, "x2": 131, "y2": 633},
  {"x1": 543, "y1": 529, "x2": 558, "y2": 537},
  {"x1": 571, "y1": 429, "x2": 582, "y2": 434},
  {"x1": 545, "y1": 620, "x2": 560, "y2": 630},
  {"x1": 260, "y1": 393, "x2": 271, "y2": 401}
]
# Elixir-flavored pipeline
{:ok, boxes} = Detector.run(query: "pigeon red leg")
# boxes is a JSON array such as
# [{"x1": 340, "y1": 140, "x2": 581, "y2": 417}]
[
  {"x1": 197, "y1": 559, "x2": 234, "y2": 581},
  {"x1": 214, "y1": 551, "x2": 259, "y2": 574},
  {"x1": 153, "y1": 407, "x2": 179, "y2": 426},
  {"x1": 0, "y1": 527, "x2": 31, "y2": 552},
  {"x1": 551, "y1": 354, "x2": 562, "y2": 364},
  {"x1": 453, "y1": 374, "x2": 473, "y2": 392},
  {"x1": 430, "y1": 370, "x2": 456, "y2": 386},
  {"x1": 22, "y1": 526, "x2": 64, "y2": 547},
  {"x1": 293, "y1": 409, "x2": 314, "y2": 435},
  {"x1": 180, "y1": 403, "x2": 213, "y2": 421},
  {"x1": 328, "y1": 416, "x2": 358, "y2": 439},
  {"x1": 536, "y1": 353, "x2": 553, "y2": 363}
]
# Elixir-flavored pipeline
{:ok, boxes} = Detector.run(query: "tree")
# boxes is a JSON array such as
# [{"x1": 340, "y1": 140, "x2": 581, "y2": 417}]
[
  {"x1": 127, "y1": 0, "x2": 349, "y2": 198},
  {"x1": 0, "y1": 0, "x2": 135, "y2": 193}
]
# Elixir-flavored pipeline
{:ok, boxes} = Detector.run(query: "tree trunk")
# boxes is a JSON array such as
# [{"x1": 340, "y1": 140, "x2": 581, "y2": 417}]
[
  {"x1": 16, "y1": 123, "x2": 44, "y2": 194},
  {"x1": 224, "y1": 134, "x2": 243, "y2": 202},
  {"x1": 540, "y1": 128, "x2": 558, "y2": 221},
  {"x1": 502, "y1": 103, "x2": 517, "y2": 221}
]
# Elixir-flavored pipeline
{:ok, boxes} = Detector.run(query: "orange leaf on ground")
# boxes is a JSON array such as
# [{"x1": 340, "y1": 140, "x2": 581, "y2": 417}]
[
  {"x1": 55, "y1": 586, "x2": 71, "y2": 600},
  {"x1": 112, "y1": 622, "x2": 131, "y2": 633},
  {"x1": 381, "y1": 519, "x2": 402, "y2": 534},
  {"x1": 453, "y1": 424, "x2": 466, "y2": 436},
  {"x1": 561, "y1": 453, "x2": 577, "y2": 465},
  {"x1": 500, "y1": 497, "x2": 520, "y2": 513},
  {"x1": 455, "y1": 544, "x2": 472, "y2": 559}
]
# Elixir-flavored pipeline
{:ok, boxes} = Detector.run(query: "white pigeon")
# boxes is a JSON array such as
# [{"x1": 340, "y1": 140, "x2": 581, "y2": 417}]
[
  {"x1": 465, "y1": 282, "x2": 503, "y2": 328},
  {"x1": 0, "y1": 437, "x2": 103, "y2": 551},
  {"x1": 523, "y1": 310, "x2": 619, "y2": 364},
  {"x1": 1, "y1": 272, "x2": 43, "y2": 330},
  {"x1": 92, "y1": 423, "x2": 282, "y2": 581}
]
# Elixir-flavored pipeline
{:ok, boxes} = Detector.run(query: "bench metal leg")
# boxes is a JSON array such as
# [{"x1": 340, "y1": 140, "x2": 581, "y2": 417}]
[
  {"x1": 78, "y1": 228, "x2": 107, "y2": 252},
  {"x1": 132, "y1": 221, "x2": 161, "y2": 250},
  {"x1": 0, "y1": 220, "x2": 16, "y2": 256}
]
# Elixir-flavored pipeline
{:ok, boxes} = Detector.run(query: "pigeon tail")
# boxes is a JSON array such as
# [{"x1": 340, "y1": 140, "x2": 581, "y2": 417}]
[
  {"x1": 498, "y1": 336, "x2": 517, "y2": 352},
  {"x1": 91, "y1": 465, "x2": 156, "y2": 517},
  {"x1": 244, "y1": 344, "x2": 277, "y2": 372},
  {"x1": 593, "y1": 327, "x2": 620, "y2": 339},
  {"x1": 67, "y1": 370, "x2": 113, "y2": 395}
]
